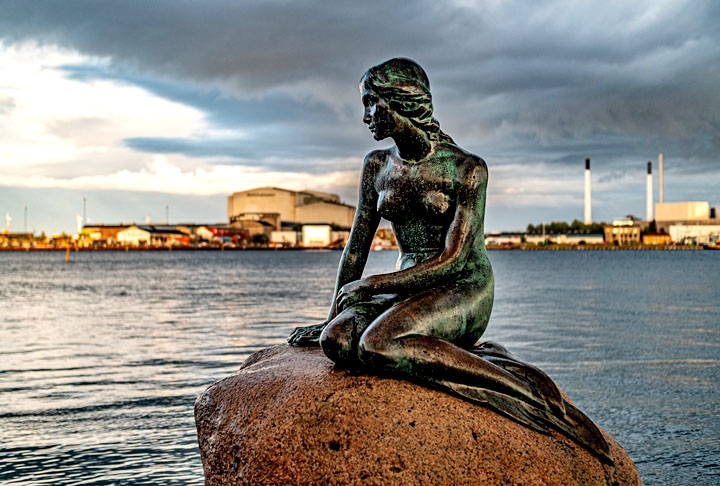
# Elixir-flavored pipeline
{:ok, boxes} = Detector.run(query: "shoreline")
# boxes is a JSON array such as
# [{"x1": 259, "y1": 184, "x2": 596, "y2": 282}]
[
  {"x1": 0, "y1": 244, "x2": 705, "y2": 252},
  {"x1": 486, "y1": 244, "x2": 703, "y2": 251}
]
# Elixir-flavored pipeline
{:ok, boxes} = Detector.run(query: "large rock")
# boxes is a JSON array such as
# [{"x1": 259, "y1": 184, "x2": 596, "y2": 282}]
[{"x1": 195, "y1": 345, "x2": 641, "y2": 485}]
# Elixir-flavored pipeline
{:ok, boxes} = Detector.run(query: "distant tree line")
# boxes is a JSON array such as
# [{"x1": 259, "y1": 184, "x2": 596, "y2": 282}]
[{"x1": 526, "y1": 219, "x2": 606, "y2": 234}]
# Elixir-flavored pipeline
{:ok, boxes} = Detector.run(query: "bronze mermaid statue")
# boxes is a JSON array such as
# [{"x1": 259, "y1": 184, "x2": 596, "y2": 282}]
[{"x1": 288, "y1": 58, "x2": 612, "y2": 463}]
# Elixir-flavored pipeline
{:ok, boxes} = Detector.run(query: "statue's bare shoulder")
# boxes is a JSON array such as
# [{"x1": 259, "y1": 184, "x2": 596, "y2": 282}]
[
  {"x1": 435, "y1": 142, "x2": 489, "y2": 188},
  {"x1": 364, "y1": 148, "x2": 392, "y2": 167}
]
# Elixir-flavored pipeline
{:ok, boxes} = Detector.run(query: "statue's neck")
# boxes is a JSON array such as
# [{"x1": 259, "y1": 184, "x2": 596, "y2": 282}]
[{"x1": 393, "y1": 126, "x2": 431, "y2": 163}]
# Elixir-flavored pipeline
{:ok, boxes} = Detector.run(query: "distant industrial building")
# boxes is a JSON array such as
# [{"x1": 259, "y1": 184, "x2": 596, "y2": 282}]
[
  {"x1": 642, "y1": 232, "x2": 672, "y2": 246},
  {"x1": 651, "y1": 202, "x2": 719, "y2": 245},
  {"x1": 80, "y1": 223, "x2": 191, "y2": 246},
  {"x1": 485, "y1": 231, "x2": 604, "y2": 246},
  {"x1": 227, "y1": 187, "x2": 356, "y2": 233},
  {"x1": 655, "y1": 201, "x2": 711, "y2": 222},
  {"x1": 81, "y1": 224, "x2": 132, "y2": 243},
  {"x1": 667, "y1": 223, "x2": 720, "y2": 246},
  {"x1": 76, "y1": 222, "x2": 250, "y2": 248},
  {"x1": 116, "y1": 225, "x2": 190, "y2": 246},
  {"x1": 0, "y1": 232, "x2": 35, "y2": 248},
  {"x1": 648, "y1": 154, "x2": 719, "y2": 244},
  {"x1": 604, "y1": 218, "x2": 642, "y2": 245}
]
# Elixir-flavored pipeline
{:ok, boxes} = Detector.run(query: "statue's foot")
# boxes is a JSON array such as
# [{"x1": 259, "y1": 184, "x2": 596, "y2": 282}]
[{"x1": 287, "y1": 323, "x2": 325, "y2": 347}]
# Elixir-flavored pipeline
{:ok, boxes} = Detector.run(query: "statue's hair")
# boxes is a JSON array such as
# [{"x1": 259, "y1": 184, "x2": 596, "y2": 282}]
[{"x1": 361, "y1": 58, "x2": 454, "y2": 144}]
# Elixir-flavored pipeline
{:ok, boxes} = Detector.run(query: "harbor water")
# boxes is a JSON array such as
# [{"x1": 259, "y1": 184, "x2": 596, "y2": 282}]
[{"x1": 1, "y1": 250, "x2": 718, "y2": 485}]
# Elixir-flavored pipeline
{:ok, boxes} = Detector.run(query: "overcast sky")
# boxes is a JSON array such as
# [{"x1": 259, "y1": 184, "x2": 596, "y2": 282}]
[{"x1": 1, "y1": 0, "x2": 718, "y2": 235}]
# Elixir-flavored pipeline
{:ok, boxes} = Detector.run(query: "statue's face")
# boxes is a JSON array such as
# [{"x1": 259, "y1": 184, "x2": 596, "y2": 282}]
[{"x1": 361, "y1": 84, "x2": 396, "y2": 141}]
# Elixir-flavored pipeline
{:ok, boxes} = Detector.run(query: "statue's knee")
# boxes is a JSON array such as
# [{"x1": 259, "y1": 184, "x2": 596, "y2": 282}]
[
  {"x1": 358, "y1": 329, "x2": 390, "y2": 367},
  {"x1": 318, "y1": 323, "x2": 336, "y2": 350},
  {"x1": 320, "y1": 324, "x2": 342, "y2": 360},
  {"x1": 320, "y1": 318, "x2": 360, "y2": 367}
]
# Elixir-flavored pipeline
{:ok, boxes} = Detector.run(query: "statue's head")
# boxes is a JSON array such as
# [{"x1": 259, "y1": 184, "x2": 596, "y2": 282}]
[{"x1": 360, "y1": 58, "x2": 452, "y2": 143}]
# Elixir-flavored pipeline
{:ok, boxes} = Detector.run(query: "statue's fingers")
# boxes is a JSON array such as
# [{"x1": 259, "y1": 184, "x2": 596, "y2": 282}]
[{"x1": 337, "y1": 294, "x2": 349, "y2": 311}]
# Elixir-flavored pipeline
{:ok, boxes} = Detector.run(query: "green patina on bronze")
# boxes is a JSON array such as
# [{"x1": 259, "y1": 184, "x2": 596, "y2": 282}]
[{"x1": 288, "y1": 58, "x2": 612, "y2": 463}]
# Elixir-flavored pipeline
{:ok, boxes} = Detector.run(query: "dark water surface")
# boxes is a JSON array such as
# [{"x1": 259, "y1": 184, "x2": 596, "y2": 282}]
[{"x1": 1, "y1": 250, "x2": 718, "y2": 485}]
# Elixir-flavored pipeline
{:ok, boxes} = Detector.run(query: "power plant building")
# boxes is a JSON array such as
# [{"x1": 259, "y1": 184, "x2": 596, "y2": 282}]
[
  {"x1": 227, "y1": 187, "x2": 356, "y2": 231},
  {"x1": 655, "y1": 201, "x2": 710, "y2": 222},
  {"x1": 653, "y1": 201, "x2": 719, "y2": 244},
  {"x1": 669, "y1": 224, "x2": 720, "y2": 245},
  {"x1": 648, "y1": 154, "x2": 719, "y2": 244}
]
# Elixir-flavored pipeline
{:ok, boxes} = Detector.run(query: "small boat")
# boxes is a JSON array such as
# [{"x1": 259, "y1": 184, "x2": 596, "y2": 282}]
[{"x1": 704, "y1": 237, "x2": 720, "y2": 250}]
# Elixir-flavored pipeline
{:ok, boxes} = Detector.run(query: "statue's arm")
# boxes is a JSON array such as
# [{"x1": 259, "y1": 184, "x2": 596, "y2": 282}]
[
  {"x1": 325, "y1": 152, "x2": 383, "y2": 319},
  {"x1": 288, "y1": 152, "x2": 383, "y2": 345},
  {"x1": 338, "y1": 156, "x2": 487, "y2": 306}
]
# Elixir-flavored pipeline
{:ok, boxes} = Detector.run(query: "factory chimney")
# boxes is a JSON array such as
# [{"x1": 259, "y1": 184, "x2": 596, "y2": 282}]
[
  {"x1": 658, "y1": 153, "x2": 664, "y2": 204},
  {"x1": 646, "y1": 162, "x2": 653, "y2": 221},
  {"x1": 584, "y1": 157, "x2": 592, "y2": 224}
]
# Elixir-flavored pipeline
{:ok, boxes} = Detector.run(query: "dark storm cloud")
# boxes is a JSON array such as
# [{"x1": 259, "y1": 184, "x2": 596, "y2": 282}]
[
  {"x1": 0, "y1": 0, "x2": 449, "y2": 90},
  {"x1": 1, "y1": 0, "x2": 719, "y2": 182}
]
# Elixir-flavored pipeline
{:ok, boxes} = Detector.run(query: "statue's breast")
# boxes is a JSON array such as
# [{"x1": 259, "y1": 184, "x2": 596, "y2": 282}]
[
  {"x1": 422, "y1": 190, "x2": 452, "y2": 216},
  {"x1": 376, "y1": 158, "x2": 456, "y2": 224}
]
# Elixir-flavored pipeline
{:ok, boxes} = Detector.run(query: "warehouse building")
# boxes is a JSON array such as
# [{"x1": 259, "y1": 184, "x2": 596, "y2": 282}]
[
  {"x1": 227, "y1": 187, "x2": 356, "y2": 232},
  {"x1": 116, "y1": 225, "x2": 190, "y2": 246},
  {"x1": 654, "y1": 201, "x2": 719, "y2": 244},
  {"x1": 655, "y1": 201, "x2": 712, "y2": 223}
]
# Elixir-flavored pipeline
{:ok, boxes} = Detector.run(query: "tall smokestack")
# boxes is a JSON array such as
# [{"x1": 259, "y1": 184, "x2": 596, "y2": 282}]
[
  {"x1": 658, "y1": 153, "x2": 664, "y2": 204},
  {"x1": 646, "y1": 161, "x2": 653, "y2": 221},
  {"x1": 584, "y1": 157, "x2": 592, "y2": 224}
]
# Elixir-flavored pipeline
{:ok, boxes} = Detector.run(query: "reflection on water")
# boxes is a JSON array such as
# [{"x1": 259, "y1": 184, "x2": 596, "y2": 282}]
[{"x1": 0, "y1": 250, "x2": 718, "y2": 485}]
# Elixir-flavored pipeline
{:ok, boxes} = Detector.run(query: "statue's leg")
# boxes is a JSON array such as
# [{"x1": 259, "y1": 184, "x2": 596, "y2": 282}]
[
  {"x1": 320, "y1": 295, "x2": 399, "y2": 369},
  {"x1": 361, "y1": 331, "x2": 546, "y2": 409},
  {"x1": 320, "y1": 309, "x2": 366, "y2": 368},
  {"x1": 356, "y1": 278, "x2": 549, "y2": 408}
]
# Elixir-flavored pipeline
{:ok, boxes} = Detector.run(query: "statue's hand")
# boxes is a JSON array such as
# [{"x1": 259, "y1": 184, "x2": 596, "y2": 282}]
[
  {"x1": 287, "y1": 322, "x2": 326, "y2": 347},
  {"x1": 336, "y1": 281, "x2": 371, "y2": 312}
]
